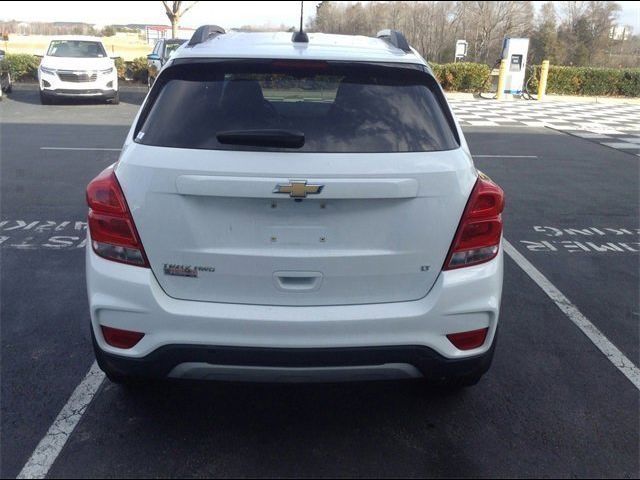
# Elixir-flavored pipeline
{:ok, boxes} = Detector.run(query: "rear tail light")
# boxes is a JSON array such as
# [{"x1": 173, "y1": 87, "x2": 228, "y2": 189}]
[
  {"x1": 101, "y1": 325, "x2": 145, "y2": 349},
  {"x1": 444, "y1": 174, "x2": 504, "y2": 270},
  {"x1": 447, "y1": 328, "x2": 489, "y2": 350},
  {"x1": 86, "y1": 165, "x2": 149, "y2": 267}
]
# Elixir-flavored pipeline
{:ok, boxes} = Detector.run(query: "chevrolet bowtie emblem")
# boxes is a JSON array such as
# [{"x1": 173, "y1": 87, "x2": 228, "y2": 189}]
[{"x1": 273, "y1": 180, "x2": 324, "y2": 198}]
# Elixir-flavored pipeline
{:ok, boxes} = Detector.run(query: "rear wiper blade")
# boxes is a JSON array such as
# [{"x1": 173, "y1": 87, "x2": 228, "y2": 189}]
[{"x1": 216, "y1": 129, "x2": 305, "y2": 149}]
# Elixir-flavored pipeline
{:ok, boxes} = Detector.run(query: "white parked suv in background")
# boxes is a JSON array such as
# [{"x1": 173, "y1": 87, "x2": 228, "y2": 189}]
[
  {"x1": 38, "y1": 36, "x2": 119, "y2": 104},
  {"x1": 86, "y1": 26, "x2": 504, "y2": 389}
]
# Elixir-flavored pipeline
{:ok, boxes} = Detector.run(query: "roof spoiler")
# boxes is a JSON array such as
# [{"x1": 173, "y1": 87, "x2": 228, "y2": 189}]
[
  {"x1": 188, "y1": 25, "x2": 226, "y2": 47},
  {"x1": 376, "y1": 29, "x2": 411, "y2": 53}
]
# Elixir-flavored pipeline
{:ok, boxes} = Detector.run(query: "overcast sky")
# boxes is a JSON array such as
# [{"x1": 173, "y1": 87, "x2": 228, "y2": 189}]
[
  {"x1": 2, "y1": 1, "x2": 639, "y2": 31},
  {"x1": 1, "y1": 1, "x2": 317, "y2": 30}
]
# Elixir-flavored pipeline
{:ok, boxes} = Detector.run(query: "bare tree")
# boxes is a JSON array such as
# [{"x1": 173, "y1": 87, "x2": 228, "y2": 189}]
[
  {"x1": 162, "y1": 1, "x2": 199, "y2": 38},
  {"x1": 308, "y1": 0, "x2": 626, "y2": 66}
]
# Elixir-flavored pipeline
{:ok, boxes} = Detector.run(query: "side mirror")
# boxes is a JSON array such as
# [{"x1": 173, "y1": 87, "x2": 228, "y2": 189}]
[{"x1": 147, "y1": 54, "x2": 161, "y2": 61}]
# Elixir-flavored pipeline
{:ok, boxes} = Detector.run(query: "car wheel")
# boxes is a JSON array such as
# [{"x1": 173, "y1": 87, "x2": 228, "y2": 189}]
[
  {"x1": 430, "y1": 329, "x2": 498, "y2": 391},
  {"x1": 39, "y1": 90, "x2": 52, "y2": 105},
  {"x1": 103, "y1": 370, "x2": 146, "y2": 388},
  {"x1": 431, "y1": 372, "x2": 484, "y2": 391},
  {"x1": 109, "y1": 91, "x2": 120, "y2": 105},
  {"x1": 92, "y1": 332, "x2": 142, "y2": 387},
  {"x1": 2, "y1": 73, "x2": 11, "y2": 93}
]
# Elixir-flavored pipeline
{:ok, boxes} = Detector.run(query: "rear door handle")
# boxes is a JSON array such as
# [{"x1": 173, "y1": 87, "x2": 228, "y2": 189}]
[{"x1": 273, "y1": 271, "x2": 323, "y2": 292}]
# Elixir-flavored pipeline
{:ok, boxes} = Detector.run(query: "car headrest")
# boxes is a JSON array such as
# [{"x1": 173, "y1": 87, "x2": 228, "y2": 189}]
[
  {"x1": 332, "y1": 79, "x2": 377, "y2": 112},
  {"x1": 220, "y1": 79, "x2": 265, "y2": 112}
]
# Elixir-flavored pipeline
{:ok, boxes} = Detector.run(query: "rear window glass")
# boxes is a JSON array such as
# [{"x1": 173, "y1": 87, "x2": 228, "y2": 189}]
[{"x1": 136, "y1": 60, "x2": 458, "y2": 153}]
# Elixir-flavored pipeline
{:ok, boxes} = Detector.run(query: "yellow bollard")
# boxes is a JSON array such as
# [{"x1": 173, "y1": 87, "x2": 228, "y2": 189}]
[
  {"x1": 495, "y1": 59, "x2": 508, "y2": 100},
  {"x1": 537, "y1": 60, "x2": 550, "y2": 101}
]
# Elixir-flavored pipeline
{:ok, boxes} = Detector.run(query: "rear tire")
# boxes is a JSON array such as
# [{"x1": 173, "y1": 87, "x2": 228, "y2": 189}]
[
  {"x1": 92, "y1": 330, "x2": 143, "y2": 387},
  {"x1": 431, "y1": 372, "x2": 484, "y2": 391},
  {"x1": 3, "y1": 73, "x2": 12, "y2": 93},
  {"x1": 104, "y1": 370, "x2": 136, "y2": 385},
  {"x1": 430, "y1": 328, "x2": 499, "y2": 391},
  {"x1": 39, "y1": 90, "x2": 53, "y2": 105}
]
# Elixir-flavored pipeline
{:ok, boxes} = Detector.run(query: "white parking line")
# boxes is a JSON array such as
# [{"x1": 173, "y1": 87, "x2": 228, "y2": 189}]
[
  {"x1": 40, "y1": 147, "x2": 122, "y2": 151},
  {"x1": 503, "y1": 239, "x2": 640, "y2": 390},
  {"x1": 17, "y1": 362, "x2": 105, "y2": 479}
]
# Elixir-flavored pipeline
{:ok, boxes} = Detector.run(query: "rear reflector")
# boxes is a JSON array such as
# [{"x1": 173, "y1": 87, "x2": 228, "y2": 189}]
[
  {"x1": 101, "y1": 325, "x2": 145, "y2": 349},
  {"x1": 86, "y1": 164, "x2": 149, "y2": 267},
  {"x1": 446, "y1": 328, "x2": 489, "y2": 351},
  {"x1": 444, "y1": 173, "x2": 504, "y2": 270}
]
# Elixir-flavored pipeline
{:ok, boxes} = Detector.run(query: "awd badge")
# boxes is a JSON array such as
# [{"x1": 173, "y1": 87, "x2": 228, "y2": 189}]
[{"x1": 163, "y1": 264, "x2": 198, "y2": 278}]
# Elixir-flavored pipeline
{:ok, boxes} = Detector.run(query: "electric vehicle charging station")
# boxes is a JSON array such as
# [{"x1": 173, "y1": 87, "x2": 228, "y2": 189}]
[
  {"x1": 500, "y1": 37, "x2": 530, "y2": 95},
  {"x1": 454, "y1": 40, "x2": 468, "y2": 62}
]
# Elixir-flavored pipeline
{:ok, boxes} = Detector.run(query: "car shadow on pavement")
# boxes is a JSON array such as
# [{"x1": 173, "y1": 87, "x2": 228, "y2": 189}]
[
  {"x1": 119, "y1": 88, "x2": 147, "y2": 105},
  {"x1": 2, "y1": 86, "x2": 42, "y2": 105},
  {"x1": 70, "y1": 377, "x2": 475, "y2": 477}
]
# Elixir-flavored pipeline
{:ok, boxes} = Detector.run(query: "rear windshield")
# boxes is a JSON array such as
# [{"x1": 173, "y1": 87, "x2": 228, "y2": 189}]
[
  {"x1": 47, "y1": 40, "x2": 107, "y2": 58},
  {"x1": 136, "y1": 60, "x2": 458, "y2": 153}
]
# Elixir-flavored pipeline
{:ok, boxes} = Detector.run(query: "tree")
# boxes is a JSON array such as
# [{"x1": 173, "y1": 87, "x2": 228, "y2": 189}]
[
  {"x1": 531, "y1": 2, "x2": 560, "y2": 64},
  {"x1": 101, "y1": 25, "x2": 116, "y2": 37},
  {"x1": 162, "y1": 1, "x2": 198, "y2": 39},
  {"x1": 307, "y1": 0, "x2": 626, "y2": 67},
  {"x1": 557, "y1": 0, "x2": 621, "y2": 65}
]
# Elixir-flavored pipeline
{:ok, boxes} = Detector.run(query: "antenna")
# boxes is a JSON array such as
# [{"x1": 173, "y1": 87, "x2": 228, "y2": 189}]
[{"x1": 291, "y1": 1, "x2": 309, "y2": 43}]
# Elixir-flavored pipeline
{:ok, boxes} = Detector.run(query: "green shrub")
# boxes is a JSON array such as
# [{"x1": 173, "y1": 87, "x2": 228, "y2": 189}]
[
  {"x1": 429, "y1": 61, "x2": 640, "y2": 97},
  {"x1": 128, "y1": 56, "x2": 148, "y2": 82},
  {"x1": 114, "y1": 57, "x2": 126, "y2": 80},
  {"x1": 2, "y1": 53, "x2": 40, "y2": 81},
  {"x1": 112, "y1": 57, "x2": 148, "y2": 83},
  {"x1": 617, "y1": 70, "x2": 640, "y2": 97},
  {"x1": 429, "y1": 62, "x2": 491, "y2": 93},
  {"x1": 528, "y1": 65, "x2": 640, "y2": 97}
]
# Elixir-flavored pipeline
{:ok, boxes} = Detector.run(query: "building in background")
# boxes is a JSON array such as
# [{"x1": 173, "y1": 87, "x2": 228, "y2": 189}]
[{"x1": 144, "y1": 25, "x2": 194, "y2": 44}]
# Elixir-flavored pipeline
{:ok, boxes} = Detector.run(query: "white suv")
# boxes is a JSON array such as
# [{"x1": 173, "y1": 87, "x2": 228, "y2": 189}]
[
  {"x1": 86, "y1": 26, "x2": 504, "y2": 388},
  {"x1": 38, "y1": 36, "x2": 119, "y2": 104}
]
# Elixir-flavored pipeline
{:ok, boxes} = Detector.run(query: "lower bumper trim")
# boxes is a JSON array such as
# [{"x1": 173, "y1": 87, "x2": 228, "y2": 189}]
[
  {"x1": 94, "y1": 336, "x2": 497, "y2": 383},
  {"x1": 42, "y1": 88, "x2": 116, "y2": 98},
  {"x1": 168, "y1": 362, "x2": 424, "y2": 382}
]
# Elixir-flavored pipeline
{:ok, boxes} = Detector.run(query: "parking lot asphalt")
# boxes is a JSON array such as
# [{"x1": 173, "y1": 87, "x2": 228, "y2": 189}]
[{"x1": 1, "y1": 86, "x2": 638, "y2": 478}]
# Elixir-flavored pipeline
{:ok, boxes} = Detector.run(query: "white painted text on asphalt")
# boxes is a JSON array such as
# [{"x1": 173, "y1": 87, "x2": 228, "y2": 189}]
[
  {"x1": 521, "y1": 226, "x2": 639, "y2": 253},
  {"x1": 0, "y1": 220, "x2": 87, "y2": 250}
]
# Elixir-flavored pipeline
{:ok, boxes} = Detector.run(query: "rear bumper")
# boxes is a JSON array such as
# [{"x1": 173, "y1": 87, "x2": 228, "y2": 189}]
[
  {"x1": 93, "y1": 333, "x2": 497, "y2": 382},
  {"x1": 87, "y1": 240, "x2": 503, "y2": 372}
]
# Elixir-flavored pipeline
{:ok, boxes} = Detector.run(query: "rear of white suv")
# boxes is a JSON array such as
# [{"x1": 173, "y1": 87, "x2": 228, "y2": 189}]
[{"x1": 86, "y1": 28, "x2": 504, "y2": 388}]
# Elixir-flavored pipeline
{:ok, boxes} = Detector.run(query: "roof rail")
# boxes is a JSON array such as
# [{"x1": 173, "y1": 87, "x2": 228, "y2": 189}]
[
  {"x1": 376, "y1": 29, "x2": 411, "y2": 53},
  {"x1": 188, "y1": 25, "x2": 226, "y2": 47}
]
